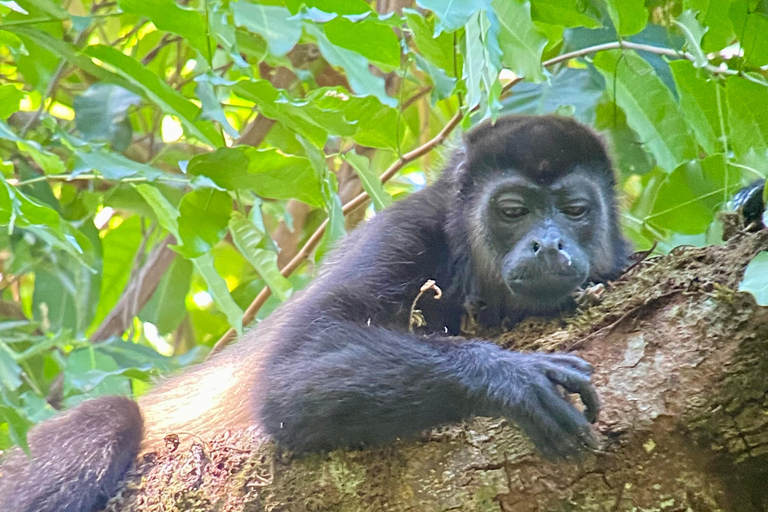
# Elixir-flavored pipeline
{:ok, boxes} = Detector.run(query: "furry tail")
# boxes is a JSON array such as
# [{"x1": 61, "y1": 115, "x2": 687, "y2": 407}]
[{"x1": 0, "y1": 396, "x2": 143, "y2": 512}]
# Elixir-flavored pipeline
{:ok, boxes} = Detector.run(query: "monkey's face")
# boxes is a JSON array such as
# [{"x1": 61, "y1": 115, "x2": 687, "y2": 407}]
[{"x1": 477, "y1": 167, "x2": 613, "y2": 311}]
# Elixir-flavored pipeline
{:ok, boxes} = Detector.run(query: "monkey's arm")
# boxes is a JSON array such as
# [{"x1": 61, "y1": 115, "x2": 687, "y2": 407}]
[{"x1": 260, "y1": 309, "x2": 598, "y2": 459}]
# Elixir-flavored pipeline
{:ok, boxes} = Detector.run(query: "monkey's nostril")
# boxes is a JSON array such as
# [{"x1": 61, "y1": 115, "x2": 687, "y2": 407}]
[
  {"x1": 532, "y1": 241, "x2": 541, "y2": 253},
  {"x1": 557, "y1": 240, "x2": 563, "y2": 251}
]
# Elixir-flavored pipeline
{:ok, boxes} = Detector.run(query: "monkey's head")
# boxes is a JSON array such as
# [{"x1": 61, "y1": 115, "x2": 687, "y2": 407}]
[{"x1": 446, "y1": 115, "x2": 629, "y2": 317}]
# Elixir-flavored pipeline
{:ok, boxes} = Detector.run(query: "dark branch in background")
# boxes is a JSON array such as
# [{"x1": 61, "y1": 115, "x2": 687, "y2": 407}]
[
  {"x1": 90, "y1": 235, "x2": 176, "y2": 342},
  {"x1": 209, "y1": 39, "x2": 724, "y2": 356}
]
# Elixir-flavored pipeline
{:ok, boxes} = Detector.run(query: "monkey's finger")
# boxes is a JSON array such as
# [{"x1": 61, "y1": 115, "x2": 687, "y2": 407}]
[
  {"x1": 536, "y1": 382, "x2": 597, "y2": 451},
  {"x1": 517, "y1": 394, "x2": 583, "y2": 460},
  {"x1": 542, "y1": 353, "x2": 594, "y2": 376},
  {"x1": 543, "y1": 365, "x2": 600, "y2": 423}
]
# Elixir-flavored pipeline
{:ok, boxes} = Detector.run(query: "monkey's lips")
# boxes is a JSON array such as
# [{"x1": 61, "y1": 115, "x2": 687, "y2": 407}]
[{"x1": 505, "y1": 272, "x2": 585, "y2": 303}]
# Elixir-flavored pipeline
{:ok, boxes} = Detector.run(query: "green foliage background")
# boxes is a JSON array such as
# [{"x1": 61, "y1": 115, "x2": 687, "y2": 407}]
[{"x1": 0, "y1": 0, "x2": 767, "y2": 450}]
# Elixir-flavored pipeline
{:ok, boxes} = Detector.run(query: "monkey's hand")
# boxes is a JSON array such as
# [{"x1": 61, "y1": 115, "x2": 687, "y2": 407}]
[{"x1": 463, "y1": 346, "x2": 599, "y2": 460}]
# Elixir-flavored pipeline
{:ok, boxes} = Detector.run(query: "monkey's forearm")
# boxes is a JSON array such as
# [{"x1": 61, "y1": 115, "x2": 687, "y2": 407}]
[{"x1": 258, "y1": 322, "x2": 497, "y2": 453}]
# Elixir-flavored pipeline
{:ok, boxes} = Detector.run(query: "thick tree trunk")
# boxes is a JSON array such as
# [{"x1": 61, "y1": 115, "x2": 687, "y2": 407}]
[{"x1": 106, "y1": 231, "x2": 768, "y2": 512}]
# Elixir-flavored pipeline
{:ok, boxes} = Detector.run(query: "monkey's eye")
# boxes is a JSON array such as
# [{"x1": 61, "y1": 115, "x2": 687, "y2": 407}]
[
  {"x1": 499, "y1": 205, "x2": 529, "y2": 219},
  {"x1": 562, "y1": 205, "x2": 588, "y2": 218}
]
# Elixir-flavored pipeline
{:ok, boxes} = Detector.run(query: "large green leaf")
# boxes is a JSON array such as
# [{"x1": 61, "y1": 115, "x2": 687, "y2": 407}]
[
  {"x1": 604, "y1": 0, "x2": 648, "y2": 36},
  {"x1": 492, "y1": 0, "x2": 547, "y2": 82},
  {"x1": 229, "y1": 211, "x2": 292, "y2": 301},
  {"x1": 404, "y1": 9, "x2": 456, "y2": 74},
  {"x1": 232, "y1": 80, "x2": 329, "y2": 146},
  {"x1": 83, "y1": 45, "x2": 222, "y2": 147},
  {"x1": 139, "y1": 257, "x2": 192, "y2": 334},
  {"x1": 669, "y1": 60, "x2": 720, "y2": 155},
  {"x1": 193, "y1": 253, "x2": 243, "y2": 334},
  {"x1": 0, "y1": 84, "x2": 25, "y2": 119},
  {"x1": 135, "y1": 184, "x2": 180, "y2": 237},
  {"x1": 648, "y1": 155, "x2": 739, "y2": 234},
  {"x1": 3, "y1": 26, "x2": 135, "y2": 91},
  {"x1": 177, "y1": 189, "x2": 233, "y2": 259},
  {"x1": 530, "y1": 0, "x2": 601, "y2": 28},
  {"x1": 73, "y1": 84, "x2": 141, "y2": 151},
  {"x1": 726, "y1": 75, "x2": 768, "y2": 157},
  {"x1": 231, "y1": 2, "x2": 302, "y2": 57},
  {"x1": 245, "y1": 148, "x2": 325, "y2": 207},
  {"x1": 593, "y1": 50, "x2": 697, "y2": 172},
  {"x1": 117, "y1": 0, "x2": 210, "y2": 58},
  {"x1": 729, "y1": 0, "x2": 768, "y2": 66},
  {"x1": 685, "y1": 0, "x2": 734, "y2": 52},
  {"x1": 186, "y1": 147, "x2": 325, "y2": 207},
  {"x1": 305, "y1": 24, "x2": 395, "y2": 107},
  {"x1": 739, "y1": 251, "x2": 768, "y2": 306},
  {"x1": 344, "y1": 150, "x2": 392, "y2": 211},
  {"x1": 323, "y1": 15, "x2": 401, "y2": 69},
  {"x1": 136, "y1": 185, "x2": 242, "y2": 333},
  {"x1": 415, "y1": 0, "x2": 489, "y2": 34}
]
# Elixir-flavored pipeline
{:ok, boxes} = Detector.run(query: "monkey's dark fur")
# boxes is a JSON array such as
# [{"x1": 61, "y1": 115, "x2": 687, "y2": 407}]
[{"x1": 0, "y1": 115, "x2": 629, "y2": 512}]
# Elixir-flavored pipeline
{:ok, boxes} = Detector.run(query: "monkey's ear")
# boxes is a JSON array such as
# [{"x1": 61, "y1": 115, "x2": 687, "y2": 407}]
[{"x1": 441, "y1": 145, "x2": 469, "y2": 188}]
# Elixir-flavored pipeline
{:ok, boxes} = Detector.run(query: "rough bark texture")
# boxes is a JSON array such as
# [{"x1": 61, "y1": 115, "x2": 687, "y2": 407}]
[{"x1": 106, "y1": 230, "x2": 768, "y2": 512}]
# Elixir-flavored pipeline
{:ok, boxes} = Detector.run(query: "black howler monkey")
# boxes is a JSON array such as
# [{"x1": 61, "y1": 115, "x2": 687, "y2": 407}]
[{"x1": 0, "y1": 115, "x2": 630, "y2": 512}]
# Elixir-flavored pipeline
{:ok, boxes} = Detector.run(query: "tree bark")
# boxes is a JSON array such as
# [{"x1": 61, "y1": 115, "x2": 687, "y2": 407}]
[{"x1": 106, "y1": 231, "x2": 768, "y2": 512}]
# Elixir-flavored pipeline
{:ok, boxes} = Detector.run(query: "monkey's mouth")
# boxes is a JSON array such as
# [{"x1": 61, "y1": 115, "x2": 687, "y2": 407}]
[{"x1": 505, "y1": 272, "x2": 586, "y2": 303}]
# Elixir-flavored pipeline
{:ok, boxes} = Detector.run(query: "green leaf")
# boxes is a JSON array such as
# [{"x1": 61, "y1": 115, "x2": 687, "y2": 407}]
[
  {"x1": 231, "y1": 2, "x2": 302, "y2": 57},
  {"x1": 193, "y1": 253, "x2": 243, "y2": 334},
  {"x1": 464, "y1": 9, "x2": 503, "y2": 115},
  {"x1": 604, "y1": 0, "x2": 648, "y2": 36},
  {"x1": 0, "y1": 84, "x2": 25, "y2": 119},
  {"x1": 117, "y1": 0, "x2": 210, "y2": 57},
  {"x1": 344, "y1": 150, "x2": 392, "y2": 210},
  {"x1": 73, "y1": 84, "x2": 140, "y2": 150},
  {"x1": 323, "y1": 16, "x2": 401, "y2": 69},
  {"x1": 15, "y1": 139, "x2": 65, "y2": 174},
  {"x1": 685, "y1": 0, "x2": 734, "y2": 53},
  {"x1": 139, "y1": 258, "x2": 192, "y2": 334},
  {"x1": 674, "y1": 10, "x2": 708, "y2": 68},
  {"x1": 73, "y1": 149, "x2": 164, "y2": 181},
  {"x1": 739, "y1": 251, "x2": 768, "y2": 305},
  {"x1": 415, "y1": 0, "x2": 489, "y2": 34},
  {"x1": 285, "y1": 0, "x2": 372, "y2": 14},
  {"x1": 669, "y1": 60, "x2": 720, "y2": 155},
  {"x1": 4, "y1": 27, "x2": 134, "y2": 91},
  {"x1": 135, "y1": 184, "x2": 180, "y2": 238},
  {"x1": 726, "y1": 75, "x2": 768, "y2": 158},
  {"x1": 530, "y1": 0, "x2": 601, "y2": 28},
  {"x1": 245, "y1": 148, "x2": 325, "y2": 206},
  {"x1": 229, "y1": 212, "x2": 292, "y2": 301},
  {"x1": 593, "y1": 50, "x2": 697, "y2": 172},
  {"x1": 305, "y1": 24, "x2": 395, "y2": 107},
  {"x1": 404, "y1": 9, "x2": 456, "y2": 74},
  {"x1": 195, "y1": 79, "x2": 239, "y2": 139},
  {"x1": 649, "y1": 155, "x2": 738, "y2": 234},
  {"x1": 232, "y1": 80, "x2": 329, "y2": 146},
  {"x1": 0, "y1": 340, "x2": 22, "y2": 390},
  {"x1": 177, "y1": 189, "x2": 233, "y2": 259},
  {"x1": 0, "y1": 405, "x2": 31, "y2": 455},
  {"x1": 83, "y1": 45, "x2": 222, "y2": 147},
  {"x1": 20, "y1": 0, "x2": 68, "y2": 19},
  {"x1": 729, "y1": 0, "x2": 768, "y2": 66},
  {"x1": 492, "y1": 0, "x2": 547, "y2": 82}
]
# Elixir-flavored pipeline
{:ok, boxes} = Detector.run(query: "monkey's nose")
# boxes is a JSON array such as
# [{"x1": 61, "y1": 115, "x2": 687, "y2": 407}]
[{"x1": 531, "y1": 237, "x2": 564, "y2": 254}]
